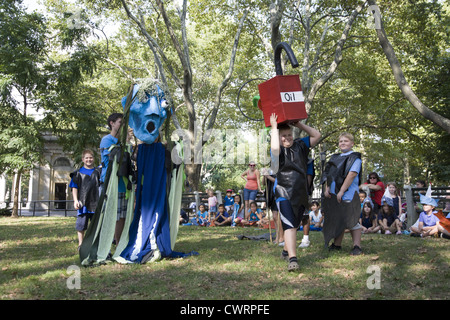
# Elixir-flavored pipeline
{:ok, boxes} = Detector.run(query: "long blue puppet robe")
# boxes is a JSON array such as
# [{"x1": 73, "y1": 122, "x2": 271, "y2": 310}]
[{"x1": 119, "y1": 142, "x2": 172, "y2": 263}]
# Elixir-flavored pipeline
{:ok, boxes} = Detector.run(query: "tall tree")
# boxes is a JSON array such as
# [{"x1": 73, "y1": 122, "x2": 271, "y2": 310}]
[
  {"x1": 0, "y1": 0, "x2": 48, "y2": 217},
  {"x1": 115, "y1": 0, "x2": 249, "y2": 189}
]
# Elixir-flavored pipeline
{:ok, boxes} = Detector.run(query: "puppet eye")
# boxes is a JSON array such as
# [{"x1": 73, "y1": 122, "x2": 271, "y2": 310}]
[{"x1": 161, "y1": 99, "x2": 167, "y2": 109}]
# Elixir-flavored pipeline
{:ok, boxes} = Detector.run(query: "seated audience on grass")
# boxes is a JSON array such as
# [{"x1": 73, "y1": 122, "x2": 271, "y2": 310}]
[
  {"x1": 359, "y1": 191, "x2": 367, "y2": 210},
  {"x1": 179, "y1": 209, "x2": 189, "y2": 225},
  {"x1": 378, "y1": 191, "x2": 402, "y2": 235},
  {"x1": 197, "y1": 204, "x2": 210, "y2": 226},
  {"x1": 309, "y1": 201, "x2": 323, "y2": 231},
  {"x1": 436, "y1": 211, "x2": 450, "y2": 239},
  {"x1": 223, "y1": 189, "x2": 234, "y2": 213},
  {"x1": 212, "y1": 204, "x2": 231, "y2": 226},
  {"x1": 410, "y1": 185, "x2": 440, "y2": 237},
  {"x1": 360, "y1": 172, "x2": 385, "y2": 212},
  {"x1": 231, "y1": 194, "x2": 245, "y2": 226},
  {"x1": 386, "y1": 182, "x2": 402, "y2": 218},
  {"x1": 360, "y1": 201, "x2": 380, "y2": 234},
  {"x1": 246, "y1": 201, "x2": 267, "y2": 227}
]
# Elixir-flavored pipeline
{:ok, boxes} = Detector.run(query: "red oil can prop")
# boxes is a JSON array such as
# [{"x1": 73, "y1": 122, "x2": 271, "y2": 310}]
[{"x1": 258, "y1": 42, "x2": 307, "y2": 127}]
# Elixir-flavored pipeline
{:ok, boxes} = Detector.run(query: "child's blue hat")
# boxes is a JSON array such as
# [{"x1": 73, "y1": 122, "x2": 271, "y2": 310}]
[
  {"x1": 420, "y1": 185, "x2": 439, "y2": 207},
  {"x1": 363, "y1": 197, "x2": 374, "y2": 208},
  {"x1": 380, "y1": 188, "x2": 394, "y2": 207}
]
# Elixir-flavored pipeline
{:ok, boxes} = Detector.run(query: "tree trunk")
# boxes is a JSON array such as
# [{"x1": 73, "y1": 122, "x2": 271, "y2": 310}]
[
  {"x1": 185, "y1": 163, "x2": 202, "y2": 191},
  {"x1": 11, "y1": 169, "x2": 22, "y2": 218}
]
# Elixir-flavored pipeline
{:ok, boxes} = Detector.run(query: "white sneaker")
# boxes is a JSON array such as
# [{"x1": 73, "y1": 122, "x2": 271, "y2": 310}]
[{"x1": 298, "y1": 239, "x2": 310, "y2": 248}]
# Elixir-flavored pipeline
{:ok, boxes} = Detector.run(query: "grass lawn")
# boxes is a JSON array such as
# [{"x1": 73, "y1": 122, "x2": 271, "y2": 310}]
[{"x1": 0, "y1": 216, "x2": 449, "y2": 300}]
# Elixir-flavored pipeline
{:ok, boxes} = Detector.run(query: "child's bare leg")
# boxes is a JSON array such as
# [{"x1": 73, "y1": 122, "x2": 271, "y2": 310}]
[{"x1": 284, "y1": 228, "x2": 297, "y2": 258}]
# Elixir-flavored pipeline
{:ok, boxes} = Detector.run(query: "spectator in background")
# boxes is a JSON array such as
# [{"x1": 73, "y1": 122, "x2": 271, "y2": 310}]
[
  {"x1": 360, "y1": 200, "x2": 380, "y2": 234},
  {"x1": 207, "y1": 189, "x2": 218, "y2": 221},
  {"x1": 360, "y1": 172, "x2": 385, "y2": 212},
  {"x1": 377, "y1": 191, "x2": 402, "y2": 235},
  {"x1": 262, "y1": 169, "x2": 284, "y2": 245},
  {"x1": 308, "y1": 201, "x2": 323, "y2": 231},
  {"x1": 241, "y1": 161, "x2": 263, "y2": 219},
  {"x1": 386, "y1": 182, "x2": 402, "y2": 218},
  {"x1": 197, "y1": 204, "x2": 210, "y2": 226},
  {"x1": 212, "y1": 204, "x2": 230, "y2": 226},
  {"x1": 411, "y1": 185, "x2": 440, "y2": 237},
  {"x1": 231, "y1": 194, "x2": 245, "y2": 227},
  {"x1": 223, "y1": 189, "x2": 234, "y2": 213}
]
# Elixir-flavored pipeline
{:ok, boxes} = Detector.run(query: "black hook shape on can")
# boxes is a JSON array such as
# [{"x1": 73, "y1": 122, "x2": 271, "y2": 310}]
[
  {"x1": 274, "y1": 42, "x2": 299, "y2": 76},
  {"x1": 236, "y1": 78, "x2": 266, "y2": 122}
]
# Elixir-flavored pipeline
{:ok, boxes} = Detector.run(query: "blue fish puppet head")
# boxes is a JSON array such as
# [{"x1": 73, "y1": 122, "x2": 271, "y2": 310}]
[{"x1": 122, "y1": 81, "x2": 168, "y2": 144}]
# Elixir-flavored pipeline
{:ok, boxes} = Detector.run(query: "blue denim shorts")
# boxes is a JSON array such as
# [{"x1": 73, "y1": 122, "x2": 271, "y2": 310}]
[{"x1": 243, "y1": 188, "x2": 258, "y2": 201}]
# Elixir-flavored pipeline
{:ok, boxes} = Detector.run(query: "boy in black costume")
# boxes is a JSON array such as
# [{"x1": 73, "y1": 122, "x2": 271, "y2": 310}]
[
  {"x1": 321, "y1": 133, "x2": 363, "y2": 255},
  {"x1": 270, "y1": 113, "x2": 321, "y2": 271},
  {"x1": 69, "y1": 149, "x2": 101, "y2": 248}
]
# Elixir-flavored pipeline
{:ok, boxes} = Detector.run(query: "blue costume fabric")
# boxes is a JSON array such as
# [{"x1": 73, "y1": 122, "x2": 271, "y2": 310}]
[{"x1": 120, "y1": 142, "x2": 172, "y2": 262}]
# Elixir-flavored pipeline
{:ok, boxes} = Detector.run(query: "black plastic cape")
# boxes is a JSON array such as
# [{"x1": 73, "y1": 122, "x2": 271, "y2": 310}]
[
  {"x1": 321, "y1": 152, "x2": 362, "y2": 247},
  {"x1": 69, "y1": 167, "x2": 101, "y2": 212},
  {"x1": 274, "y1": 138, "x2": 309, "y2": 216}
]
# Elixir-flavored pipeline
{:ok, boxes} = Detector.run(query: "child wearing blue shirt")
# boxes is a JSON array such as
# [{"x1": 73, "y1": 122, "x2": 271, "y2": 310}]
[
  {"x1": 323, "y1": 132, "x2": 363, "y2": 255},
  {"x1": 69, "y1": 149, "x2": 101, "y2": 249},
  {"x1": 197, "y1": 204, "x2": 210, "y2": 226},
  {"x1": 223, "y1": 189, "x2": 234, "y2": 213},
  {"x1": 270, "y1": 113, "x2": 321, "y2": 271},
  {"x1": 212, "y1": 204, "x2": 230, "y2": 226}
]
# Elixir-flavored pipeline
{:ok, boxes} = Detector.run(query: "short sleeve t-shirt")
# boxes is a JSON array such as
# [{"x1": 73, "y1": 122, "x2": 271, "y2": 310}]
[
  {"x1": 419, "y1": 211, "x2": 439, "y2": 227},
  {"x1": 100, "y1": 134, "x2": 126, "y2": 192}
]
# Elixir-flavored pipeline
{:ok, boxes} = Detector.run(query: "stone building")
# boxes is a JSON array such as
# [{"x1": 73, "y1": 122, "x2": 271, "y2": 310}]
[{"x1": 0, "y1": 132, "x2": 77, "y2": 211}]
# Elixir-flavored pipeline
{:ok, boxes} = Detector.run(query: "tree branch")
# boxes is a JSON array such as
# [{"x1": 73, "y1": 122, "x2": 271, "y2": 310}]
[
  {"x1": 205, "y1": 10, "x2": 249, "y2": 133},
  {"x1": 305, "y1": 2, "x2": 364, "y2": 113},
  {"x1": 368, "y1": 0, "x2": 450, "y2": 134}
]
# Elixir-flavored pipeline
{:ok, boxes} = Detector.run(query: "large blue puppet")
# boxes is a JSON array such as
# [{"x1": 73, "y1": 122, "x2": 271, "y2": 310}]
[
  {"x1": 79, "y1": 80, "x2": 188, "y2": 266},
  {"x1": 118, "y1": 81, "x2": 172, "y2": 263}
]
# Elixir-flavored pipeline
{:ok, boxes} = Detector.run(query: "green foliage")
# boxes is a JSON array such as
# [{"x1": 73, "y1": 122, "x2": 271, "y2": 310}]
[{"x1": 1, "y1": 0, "x2": 448, "y2": 191}]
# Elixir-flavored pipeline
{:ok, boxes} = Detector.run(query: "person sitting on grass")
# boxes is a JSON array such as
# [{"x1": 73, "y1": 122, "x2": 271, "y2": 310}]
[
  {"x1": 242, "y1": 201, "x2": 263, "y2": 226},
  {"x1": 212, "y1": 204, "x2": 231, "y2": 226},
  {"x1": 360, "y1": 200, "x2": 380, "y2": 234},
  {"x1": 377, "y1": 190, "x2": 402, "y2": 235},
  {"x1": 410, "y1": 185, "x2": 440, "y2": 238},
  {"x1": 309, "y1": 201, "x2": 323, "y2": 231},
  {"x1": 197, "y1": 204, "x2": 210, "y2": 227}
]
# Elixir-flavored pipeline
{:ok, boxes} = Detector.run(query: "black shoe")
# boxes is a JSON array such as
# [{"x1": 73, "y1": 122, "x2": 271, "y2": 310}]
[
  {"x1": 328, "y1": 243, "x2": 342, "y2": 251},
  {"x1": 441, "y1": 233, "x2": 450, "y2": 240},
  {"x1": 287, "y1": 257, "x2": 300, "y2": 272},
  {"x1": 350, "y1": 245, "x2": 363, "y2": 255}
]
